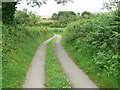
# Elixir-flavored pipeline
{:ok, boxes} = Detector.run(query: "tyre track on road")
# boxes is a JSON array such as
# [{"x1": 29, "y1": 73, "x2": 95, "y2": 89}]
[
  {"x1": 54, "y1": 34, "x2": 98, "y2": 88},
  {"x1": 23, "y1": 36, "x2": 55, "y2": 88}
]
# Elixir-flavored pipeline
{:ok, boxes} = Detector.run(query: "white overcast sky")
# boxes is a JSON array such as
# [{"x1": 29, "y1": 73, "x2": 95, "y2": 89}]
[{"x1": 16, "y1": 0, "x2": 108, "y2": 16}]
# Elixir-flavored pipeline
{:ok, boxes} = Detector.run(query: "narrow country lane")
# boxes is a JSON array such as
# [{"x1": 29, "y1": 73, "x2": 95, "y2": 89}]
[
  {"x1": 23, "y1": 36, "x2": 55, "y2": 88},
  {"x1": 23, "y1": 34, "x2": 98, "y2": 88},
  {"x1": 54, "y1": 35, "x2": 98, "y2": 88}
]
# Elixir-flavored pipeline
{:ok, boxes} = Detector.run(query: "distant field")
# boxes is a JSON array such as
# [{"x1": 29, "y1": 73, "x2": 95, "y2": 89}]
[{"x1": 40, "y1": 20, "x2": 55, "y2": 23}]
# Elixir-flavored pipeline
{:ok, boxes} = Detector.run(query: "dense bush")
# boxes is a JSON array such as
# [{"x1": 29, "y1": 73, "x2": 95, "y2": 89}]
[
  {"x1": 62, "y1": 11, "x2": 120, "y2": 88},
  {"x1": 2, "y1": 25, "x2": 53, "y2": 88}
]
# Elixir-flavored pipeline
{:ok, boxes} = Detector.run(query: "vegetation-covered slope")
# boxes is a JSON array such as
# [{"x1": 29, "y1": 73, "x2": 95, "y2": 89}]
[
  {"x1": 2, "y1": 25, "x2": 53, "y2": 88},
  {"x1": 62, "y1": 11, "x2": 120, "y2": 88}
]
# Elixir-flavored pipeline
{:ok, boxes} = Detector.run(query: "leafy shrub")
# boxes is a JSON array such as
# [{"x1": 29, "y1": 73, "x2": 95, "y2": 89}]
[{"x1": 62, "y1": 11, "x2": 119, "y2": 88}]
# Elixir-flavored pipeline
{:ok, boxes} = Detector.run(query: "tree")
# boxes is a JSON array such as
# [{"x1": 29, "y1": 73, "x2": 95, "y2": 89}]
[
  {"x1": 29, "y1": 12, "x2": 41, "y2": 25},
  {"x1": 2, "y1": 0, "x2": 72, "y2": 24},
  {"x1": 102, "y1": 0, "x2": 120, "y2": 11},
  {"x1": 52, "y1": 11, "x2": 77, "y2": 27},
  {"x1": 77, "y1": 12, "x2": 80, "y2": 15},
  {"x1": 51, "y1": 13, "x2": 58, "y2": 20},
  {"x1": 2, "y1": 2, "x2": 17, "y2": 24},
  {"x1": 57, "y1": 11, "x2": 76, "y2": 20},
  {"x1": 81, "y1": 11, "x2": 92, "y2": 19},
  {"x1": 54, "y1": 0, "x2": 73, "y2": 4},
  {"x1": 14, "y1": 10, "x2": 29, "y2": 24},
  {"x1": 81, "y1": 11, "x2": 91, "y2": 16}
]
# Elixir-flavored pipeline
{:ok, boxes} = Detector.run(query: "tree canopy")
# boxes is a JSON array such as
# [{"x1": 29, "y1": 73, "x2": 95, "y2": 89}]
[
  {"x1": 102, "y1": 0, "x2": 120, "y2": 11},
  {"x1": 2, "y1": 0, "x2": 72, "y2": 24},
  {"x1": 81, "y1": 11, "x2": 91, "y2": 16},
  {"x1": 2, "y1": 2, "x2": 17, "y2": 24},
  {"x1": 14, "y1": 10, "x2": 28, "y2": 24},
  {"x1": 51, "y1": 13, "x2": 58, "y2": 20},
  {"x1": 81, "y1": 11, "x2": 92, "y2": 19},
  {"x1": 52, "y1": 11, "x2": 76, "y2": 20},
  {"x1": 58, "y1": 11, "x2": 76, "y2": 17}
]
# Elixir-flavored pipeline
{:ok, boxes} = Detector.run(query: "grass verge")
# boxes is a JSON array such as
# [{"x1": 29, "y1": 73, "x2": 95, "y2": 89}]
[{"x1": 45, "y1": 38, "x2": 71, "y2": 88}]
